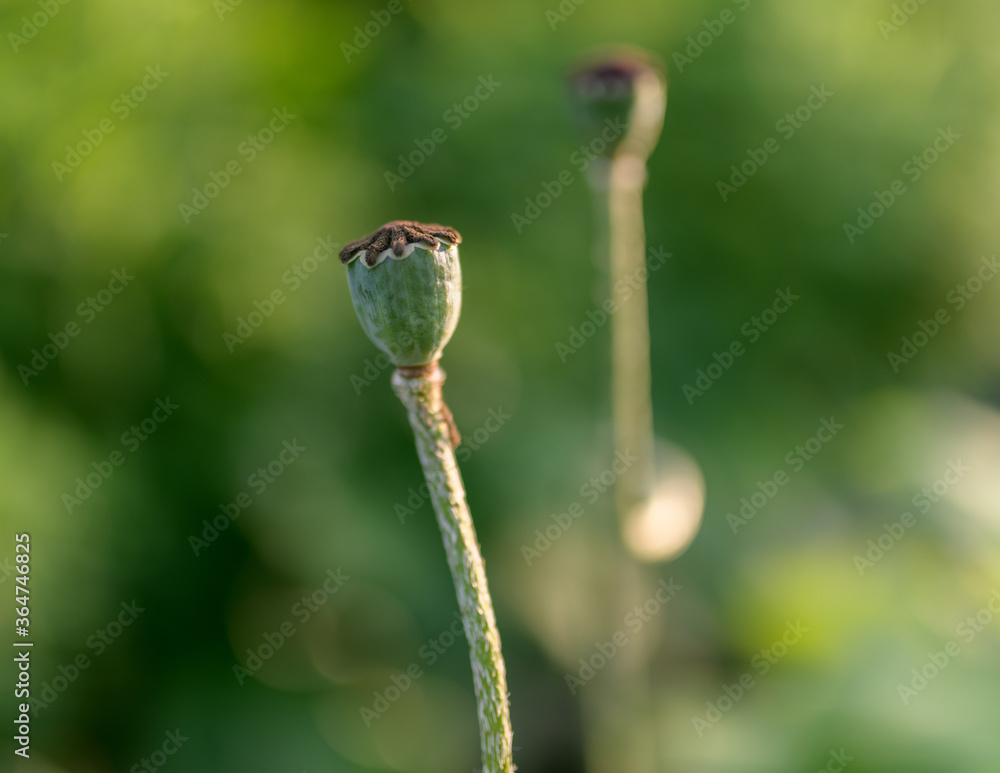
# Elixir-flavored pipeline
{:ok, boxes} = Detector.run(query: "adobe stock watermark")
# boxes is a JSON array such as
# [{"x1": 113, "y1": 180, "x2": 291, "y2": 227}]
[
  {"x1": 233, "y1": 568, "x2": 350, "y2": 685},
  {"x1": 0, "y1": 556, "x2": 17, "y2": 585},
  {"x1": 817, "y1": 749, "x2": 854, "y2": 773},
  {"x1": 29, "y1": 600, "x2": 144, "y2": 716},
  {"x1": 349, "y1": 331, "x2": 418, "y2": 395},
  {"x1": 521, "y1": 449, "x2": 639, "y2": 566},
  {"x1": 396, "y1": 406, "x2": 512, "y2": 524},
  {"x1": 341, "y1": 0, "x2": 411, "y2": 62},
  {"x1": 384, "y1": 75, "x2": 501, "y2": 191},
  {"x1": 681, "y1": 288, "x2": 799, "y2": 405},
  {"x1": 565, "y1": 578, "x2": 681, "y2": 694},
  {"x1": 886, "y1": 255, "x2": 998, "y2": 372},
  {"x1": 727, "y1": 417, "x2": 843, "y2": 534},
  {"x1": 222, "y1": 236, "x2": 339, "y2": 353},
  {"x1": 853, "y1": 458, "x2": 968, "y2": 575},
  {"x1": 214, "y1": 0, "x2": 243, "y2": 21},
  {"x1": 511, "y1": 116, "x2": 627, "y2": 233},
  {"x1": 359, "y1": 612, "x2": 464, "y2": 726},
  {"x1": 18, "y1": 268, "x2": 135, "y2": 385},
  {"x1": 878, "y1": 0, "x2": 928, "y2": 40},
  {"x1": 671, "y1": 0, "x2": 751, "y2": 74},
  {"x1": 716, "y1": 84, "x2": 833, "y2": 201},
  {"x1": 545, "y1": 0, "x2": 587, "y2": 30},
  {"x1": 692, "y1": 619, "x2": 808, "y2": 736},
  {"x1": 555, "y1": 246, "x2": 670, "y2": 362},
  {"x1": 62, "y1": 397, "x2": 179, "y2": 514},
  {"x1": 178, "y1": 107, "x2": 297, "y2": 223},
  {"x1": 843, "y1": 126, "x2": 960, "y2": 244},
  {"x1": 8, "y1": 0, "x2": 71, "y2": 53},
  {"x1": 52, "y1": 66, "x2": 169, "y2": 181},
  {"x1": 897, "y1": 589, "x2": 1000, "y2": 705},
  {"x1": 189, "y1": 439, "x2": 305, "y2": 556},
  {"x1": 126, "y1": 729, "x2": 189, "y2": 773}
]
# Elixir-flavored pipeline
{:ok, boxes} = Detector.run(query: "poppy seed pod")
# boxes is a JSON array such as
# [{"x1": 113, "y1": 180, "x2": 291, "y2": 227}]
[
  {"x1": 569, "y1": 47, "x2": 667, "y2": 161},
  {"x1": 340, "y1": 221, "x2": 462, "y2": 367}
]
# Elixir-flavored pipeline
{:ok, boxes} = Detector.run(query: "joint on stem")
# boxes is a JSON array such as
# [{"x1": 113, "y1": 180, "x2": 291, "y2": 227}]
[{"x1": 392, "y1": 361, "x2": 462, "y2": 449}]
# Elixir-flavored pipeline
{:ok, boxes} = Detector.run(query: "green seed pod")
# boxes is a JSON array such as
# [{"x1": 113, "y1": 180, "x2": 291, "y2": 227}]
[
  {"x1": 340, "y1": 221, "x2": 462, "y2": 367},
  {"x1": 569, "y1": 47, "x2": 667, "y2": 161}
]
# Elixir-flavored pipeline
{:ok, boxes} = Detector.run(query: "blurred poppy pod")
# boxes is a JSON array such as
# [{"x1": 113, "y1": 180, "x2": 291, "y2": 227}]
[
  {"x1": 340, "y1": 221, "x2": 462, "y2": 367},
  {"x1": 568, "y1": 47, "x2": 667, "y2": 160}
]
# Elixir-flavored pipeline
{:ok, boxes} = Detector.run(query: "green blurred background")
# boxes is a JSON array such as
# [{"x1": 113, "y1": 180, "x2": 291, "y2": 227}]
[{"x1": 2, "y1": 0, "x2": 1000, "y2": 771}]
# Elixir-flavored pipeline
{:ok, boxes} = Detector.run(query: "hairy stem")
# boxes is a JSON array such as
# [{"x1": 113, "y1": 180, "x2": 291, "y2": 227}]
[{"x1": 392, "y1": 364, "x2": 514, "y2": 773}]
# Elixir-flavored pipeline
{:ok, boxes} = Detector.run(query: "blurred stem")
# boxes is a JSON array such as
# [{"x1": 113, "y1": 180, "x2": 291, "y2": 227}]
[
  {"x1": 391, "y1": 363, "x2": 514, "y2": 773},
  {"x1": 593, "y1": 154, "x2": 657, "y2": 528},
  {"x1": 584, "y1": 153, "x2": 661, "y2": 773},
  {"x1": 577, "y1": 56, "x2": 671, "y2": 773}
]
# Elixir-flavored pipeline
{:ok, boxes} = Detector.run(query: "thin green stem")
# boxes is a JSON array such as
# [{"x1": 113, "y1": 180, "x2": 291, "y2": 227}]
[
  {"x1": 391, "y1": 363, "x2": 514, "y2": 773},
  {"x1": 584, "y1": 143, "x2": 661, "y2": 773},
  {"x1": 606, "y1": 153, "x2": 657, "y2": 526}
]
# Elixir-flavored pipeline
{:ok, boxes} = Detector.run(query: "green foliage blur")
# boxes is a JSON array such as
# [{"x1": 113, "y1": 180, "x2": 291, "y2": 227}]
[{"x1": 2, "y1": 0, "x2": 1000, "y2": 771}]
